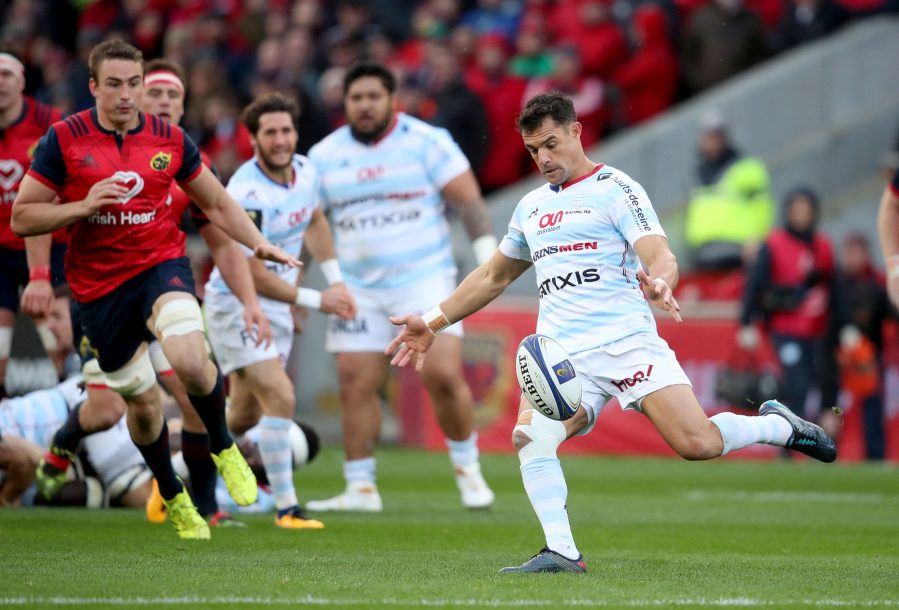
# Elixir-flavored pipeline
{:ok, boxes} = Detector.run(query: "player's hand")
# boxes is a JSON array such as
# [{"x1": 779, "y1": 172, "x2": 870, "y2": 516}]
[
  {"x1": 386, "y1": 314, "x2": 435, "y2": 373},
  {"x1": 291, "y1": 305, "x2": 309, "y2": 334},
  {"x1": 637, "y1": 268, "x2": 682, "y2": 323},
  {"x1": 243, "y1": 301, "x2": 272, "y2": 348},
  {"x1": 320, "y1": 284, "x2": 357, "y2": 320},
  {"x1": 254, "y1": 243, "x2": 302, "y2": 268},
  {"x1": 81, "y1": 178, "x2": 128, "y2": 216},
  {"x1": 21, "y1": 280, "x2": 54, "y2": 317}
]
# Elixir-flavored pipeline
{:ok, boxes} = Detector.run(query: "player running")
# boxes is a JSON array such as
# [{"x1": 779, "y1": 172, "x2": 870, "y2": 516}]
[
  {"x1": 388, "y1": 92, "x2": 837, "y2": 572},
  {"x1": 306, "y1": 63, "x2": 497, "y2": 512},
  {"x1": 12, "y1": 40, "x2": 297, "y2": 540},
  {"x1": 204, "y1": 93, "x2": 355, "y2": 529},
  {"x1": 0, "y1": 48, "x2": 66, "y2": 393},
  {"x1": 29, "y1": 58, "x2": 268, "y2": 530}
]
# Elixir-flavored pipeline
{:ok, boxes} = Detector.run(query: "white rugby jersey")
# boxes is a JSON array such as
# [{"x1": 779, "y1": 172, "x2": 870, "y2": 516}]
[
  {"x1": 499, "y1": 164, "x2": 667, "y2": 354},
  {"x1": 0, "y1": 376, "x2": 84, "y2": 446},
  {"x1": 308, "y1": 113, "x2": 470, "y2": 290},
  {"x1": 205, "y1": 155, "x2": 320, "y2": 317}
]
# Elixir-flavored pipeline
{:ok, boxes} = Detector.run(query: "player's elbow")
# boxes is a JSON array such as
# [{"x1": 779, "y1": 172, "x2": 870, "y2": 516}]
[{"x1": 10, "y1": 207, "x2": 35, "y2": 237}]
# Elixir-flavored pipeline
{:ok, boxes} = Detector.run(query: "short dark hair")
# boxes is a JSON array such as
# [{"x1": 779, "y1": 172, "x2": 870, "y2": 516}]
[
  {"x1": 241, "y1": 93, "x2": 300, "y2": 136},
  {"x1": 144, "y1": 58, "x2": 185, "y2": 84},
  {"x1": 517, "y1": 92, "x2": 577, "y2": 134},
  {"x1": 343, "y1": 63, "x2": 396, "y2": 95},
  {"x1": 88, "y1": 39, "x2": 143, "y2": 82}
]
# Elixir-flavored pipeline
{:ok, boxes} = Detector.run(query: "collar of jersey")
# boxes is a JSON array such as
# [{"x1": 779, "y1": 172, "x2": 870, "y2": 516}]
[
  {"x1": 550, "y1": 164, "x2": 604, "y2": 193},
  {"x1": 90, "y1": 107, "x2": 146, "y2": 136}
]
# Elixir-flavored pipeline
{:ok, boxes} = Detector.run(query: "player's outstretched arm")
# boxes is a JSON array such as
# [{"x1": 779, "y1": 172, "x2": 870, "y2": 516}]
[
  {"x1": 634, "y1": 234, "x2": 682, "y2": 323},
  {"x1": 181, "y1": 166, "x2": 300, "y2": 267},
  {"x1": 199, "y1": 223, "x2": 272, "y2": 347},
  {"x1": 877, "y1": 178, "x2": 899, "y2": 307},
  {"x1": 441, "y1": 170, "x2": 498, "y2": 265},
  {"x1": 12, "y1": 176, "x2": 125, "y2": 237},
  {"x1": 387, "y1": 251, "x2": 531, "y2": 371}
]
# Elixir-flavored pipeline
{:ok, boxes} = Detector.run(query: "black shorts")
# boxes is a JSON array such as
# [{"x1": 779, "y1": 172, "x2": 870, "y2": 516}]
[
  {"x1": 77, "y1": 257, "x2": 196, "y2": 372},
  {"x1": 0, "y1": 243, "x2": 67, "y2": 312}
]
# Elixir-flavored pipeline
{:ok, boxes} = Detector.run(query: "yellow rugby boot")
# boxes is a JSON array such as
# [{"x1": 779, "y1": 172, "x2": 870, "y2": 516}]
[
  {"x1": 163, "y1": 487, "x2": 210, "y2": 540},
  {"x1": 211, "y1": 443, "x2": 258, "y2": 506}
]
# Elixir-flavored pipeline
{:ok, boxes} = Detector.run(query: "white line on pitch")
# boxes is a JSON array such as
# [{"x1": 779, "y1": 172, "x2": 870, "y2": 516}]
[{"x1": 0, "y1": 597, "x2": 897, "y2": 607}]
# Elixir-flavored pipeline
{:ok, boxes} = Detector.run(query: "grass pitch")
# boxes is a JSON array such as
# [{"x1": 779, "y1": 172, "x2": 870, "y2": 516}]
[{"x1": 0, "y1": 448, "x2": 897, "y2": 610}]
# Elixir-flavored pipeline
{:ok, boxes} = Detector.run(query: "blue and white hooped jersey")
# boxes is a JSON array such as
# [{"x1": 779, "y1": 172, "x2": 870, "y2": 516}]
[
  {"x1": 205, "y1": 155, "x2": 320, "y2": 317},
  {"x1": 0, "y1": 376, "x2": 85, "y2": 447},
  {"x1": 499, "y1": 165, "x2": 667, "y2": 355},
  {"x1": 308, "y1": 113, "x2": 470, "y2": 290}
]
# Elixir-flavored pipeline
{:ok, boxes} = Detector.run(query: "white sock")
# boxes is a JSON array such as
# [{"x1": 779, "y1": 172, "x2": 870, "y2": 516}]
[
  {"x1": 520, "y1": 456, "x2": 580, "y2": 560},
  {"x1": 710, "y1": 412, "x2": 793, "y2": 456},
  {"x1": 446, "y1": 432, "x2": 479, "y2": 468},
  {"x1": 258, "y1": 415, "x2": 298, "y2": 511},
  {"x1": 344, "y1": 457, "x2": 376, "y2": 485}
]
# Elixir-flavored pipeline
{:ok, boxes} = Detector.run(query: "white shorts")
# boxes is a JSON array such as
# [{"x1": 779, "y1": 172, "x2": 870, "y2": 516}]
[
  {"x1": 325, "y1": 274, "x2": 463, "y2": 353},
  {"x1": 570, "y1": 331, "x2": 692, "y2": 435},
  {"x1": 205, "y1": 298, "x2": 294, "y2": 376}
]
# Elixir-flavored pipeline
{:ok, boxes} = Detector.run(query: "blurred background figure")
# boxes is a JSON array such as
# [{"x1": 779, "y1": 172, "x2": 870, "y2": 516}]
[
  {"x1": 681, "y1": 0, "x2": 769, "y2": 94},
  {"x1": 685, "y1": 111, "x2": 776, "y2": 271},
  {"x1": 738, "y1": 188, "x2": 842, "y2": 422},
  {"x1": 831, "y1": 233, "x2": 892, "y2": 459}
]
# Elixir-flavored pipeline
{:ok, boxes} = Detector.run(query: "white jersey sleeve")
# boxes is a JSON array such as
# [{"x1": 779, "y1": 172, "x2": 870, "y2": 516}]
[
  {"x1": 499, "y1": 194, "x2": 535, "y2": 261},
  {"x1": 423, "y1": 126, "x2": 470, "y2": 189},
  {"x1": 608, "y1": 170, "x2": 667, "y2": 245}
]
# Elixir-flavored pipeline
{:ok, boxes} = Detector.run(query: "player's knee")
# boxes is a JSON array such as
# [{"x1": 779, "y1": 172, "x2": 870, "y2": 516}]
[
  {"x1": 512, "y1": 409, "x2": 567, "y2": 463},
  {"x1": 336, "y1": 366, "x2": 378, "y2": 404},
  {"x1": 672, "y1": 433, "x2": 719, "y2": 461},
  {"x1": 154, "y1": 298, "x2": 204, "y2": 343},
  {"x1": 106, "y1": 350, "x2": 156, "y2": 397}
]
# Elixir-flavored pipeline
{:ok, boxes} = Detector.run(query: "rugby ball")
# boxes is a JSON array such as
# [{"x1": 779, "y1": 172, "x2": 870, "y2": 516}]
[{"x1": 515, "y1": 334, "x2": 581, "y2": 421}]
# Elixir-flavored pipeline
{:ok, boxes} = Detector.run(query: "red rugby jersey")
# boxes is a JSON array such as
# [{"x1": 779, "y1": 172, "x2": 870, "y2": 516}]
[
  {"x1": 0, "y1": 97, "x2": 63, "y2": 249},
  {"x1": 28, "y1": 108, "x2": 202, "y2": 302}
]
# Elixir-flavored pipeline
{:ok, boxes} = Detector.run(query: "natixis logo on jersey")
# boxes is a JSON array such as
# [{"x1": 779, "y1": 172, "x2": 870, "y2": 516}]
[{"x1": 537, "y1": 268, "x2": 600, "y2": 298}]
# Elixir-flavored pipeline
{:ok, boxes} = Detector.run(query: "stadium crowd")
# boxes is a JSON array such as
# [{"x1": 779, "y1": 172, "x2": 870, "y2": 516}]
[{"x1": 2, "y1": 0, "x2": 897, "y2": 191}]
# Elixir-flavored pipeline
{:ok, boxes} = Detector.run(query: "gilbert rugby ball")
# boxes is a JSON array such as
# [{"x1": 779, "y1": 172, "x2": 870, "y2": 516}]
[{"x1": 515, "y1": 334, "x2": 581, "y2": 421}]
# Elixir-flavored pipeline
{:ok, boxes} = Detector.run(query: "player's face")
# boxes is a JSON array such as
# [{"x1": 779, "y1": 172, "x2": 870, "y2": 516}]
[
  {"x1": 142, "y1": 82, "x2": 184, "y2": 124},
  {"x1": 252, "y1": 111, "x2": 298, "y2": 172},
  {"x1": 344, "y1": 76, "x2": 394, "y2": 142},
  {"x1": 0, "y1": 67, "x2": 24, "y2": 113},
  {"x1": 46, "y1": 296, "x2": 74, "y2": 353},
  {"x1": 89, "y1": 59, "x2": 143, "y2": 128},
  {"x1": 522, "y1": 118, "x2": 585, "y2": 186}
]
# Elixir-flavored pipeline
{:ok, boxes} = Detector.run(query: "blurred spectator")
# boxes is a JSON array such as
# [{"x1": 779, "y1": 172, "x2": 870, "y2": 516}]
[
  {"x1": 550, "y1": 0, "x2": 629, "y2": 80},
  {"x1": 681, "y1": 0, "x2": 769, "y2": 94},
  {"x1": 465, "y1": 33, "x2": 529, "y2": 192},
  {"x1": 522, "y1": 45, "x2": 605, "y2": 148},
  {"x1": 420, "y1": 41, "x2": 489, "y2": 172},
  {"x1": 685, "y1": 111, "x2": 775, "y2": 270},
  {"x1": 318, "y1": 66, "x2": 349, "y2": 130},
  {"x1": 610, "y1": 5, "x2": 678, "y2": 127},
  {"x1": 773, "y1": 0, "x2": 847, "y2": 52},
  {"x1": 193, "y1": 93, "x2": 253, "y2": 183},
  {"x1": 738, "y1": 188, "x2": 842, "y2": 420},
  {"x1": 460, "y1": 0, "x2": 521, "y2": 44},
  {"x1": 832, "y1": 233, "x2": 891, "y2": 459},
  {"x1": 508, "y1": 21, "x2": 553, "y2": 79}
]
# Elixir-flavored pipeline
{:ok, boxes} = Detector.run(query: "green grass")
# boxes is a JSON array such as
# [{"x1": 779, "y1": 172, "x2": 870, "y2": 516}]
[{"x1": 1, "y1": 448, "x2": 898, "y2": 609}]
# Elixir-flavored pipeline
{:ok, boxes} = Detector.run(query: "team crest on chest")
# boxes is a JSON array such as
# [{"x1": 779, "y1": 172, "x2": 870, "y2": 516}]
[{"x1": 150, "y1": 151, "x2": 173, "y2": 171}]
